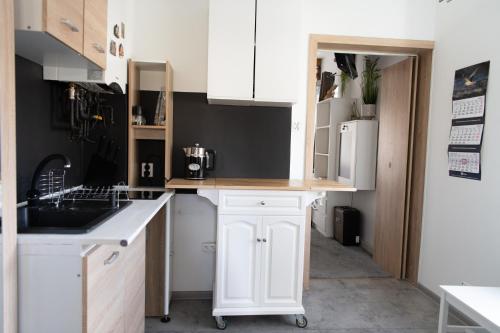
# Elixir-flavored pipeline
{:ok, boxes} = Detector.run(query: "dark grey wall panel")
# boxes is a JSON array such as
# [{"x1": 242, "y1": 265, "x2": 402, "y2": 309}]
[
  {"x1": 15, "y1": 56, "x2": 128, "y2": 201},
  {"x1": 172, "y1": 92, "x2": 291, "y2": 179}
]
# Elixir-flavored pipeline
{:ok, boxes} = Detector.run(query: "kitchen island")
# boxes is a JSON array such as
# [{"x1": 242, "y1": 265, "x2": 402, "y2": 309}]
[{"x1": 165, "y1": 178, "x2": 354, "y2": 329}]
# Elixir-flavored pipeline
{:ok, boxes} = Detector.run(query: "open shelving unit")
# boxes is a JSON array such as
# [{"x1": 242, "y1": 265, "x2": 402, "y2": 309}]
[
  {"x1": 127, "y1": 60, "x2": 173, "y2": 187},
  {"x1": 313, "y1": 98, "x2": 352, "y2": 179}
]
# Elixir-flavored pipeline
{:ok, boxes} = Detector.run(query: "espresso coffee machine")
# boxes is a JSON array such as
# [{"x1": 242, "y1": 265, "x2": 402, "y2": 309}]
[{"x1": 183, "y1": 143, "x2": 216, "y2": 180}]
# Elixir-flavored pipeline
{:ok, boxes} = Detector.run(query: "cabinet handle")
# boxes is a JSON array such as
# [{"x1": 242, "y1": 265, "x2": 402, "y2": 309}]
[
  {"x1": 257, "y1": 238, "x2": 261, "y2": 242},
  {"x1": 259, "y1": 201, "x2": 266, "y2": 206},
  {"x1": 104, "y1": 251, "x2": 120, "y2": 265},
  {"x1": 93, "y1": 43, "x2": 105, "y2": 54},
  {"x1": 262, "y1": 238, "x2": 267, "y2": 243},
  {"x1": 60, "y1": 18, "x2": 80, "y2": 32}
]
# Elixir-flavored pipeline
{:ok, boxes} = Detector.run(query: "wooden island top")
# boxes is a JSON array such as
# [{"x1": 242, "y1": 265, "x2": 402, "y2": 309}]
[{"x1": 166, "y1": 178, "x2": 356, "y2": 192}]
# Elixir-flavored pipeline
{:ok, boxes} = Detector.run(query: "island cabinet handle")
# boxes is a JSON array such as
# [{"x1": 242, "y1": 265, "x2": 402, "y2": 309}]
[
  {"x1": 262, "y1": 238, "x2": 267, "y2": 243},
  {"x1": 104, "y1": 251, "x2": 120, "y2": 265},
  {"x1": 257, "y1": 238, "x2": 261, "y2": 242},
  {"x1": 60, "y1": 18, "x2": 80, "y2": 32},
  {"x1": 259, "y1": 201, "x2": 266, "y2": 206}
]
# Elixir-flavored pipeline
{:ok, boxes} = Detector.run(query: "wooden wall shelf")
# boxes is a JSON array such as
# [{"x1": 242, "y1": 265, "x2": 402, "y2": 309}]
[
  {"x1": 131, "y1": 125, "x2": 167, "y2": 130},
  {"x1": 128, "y1": 60, "x2": 173, "y2": 187}
]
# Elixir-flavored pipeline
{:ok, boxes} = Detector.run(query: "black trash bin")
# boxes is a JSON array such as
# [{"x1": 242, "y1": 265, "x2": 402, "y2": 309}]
[{"x1": 334, "y1": 206, "x2": 360, "y2": 246}]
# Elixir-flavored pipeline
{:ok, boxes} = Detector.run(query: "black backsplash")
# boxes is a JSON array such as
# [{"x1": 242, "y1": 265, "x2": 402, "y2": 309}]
[
  {"x1": 15, "y1": 56, "x2": 128, "y2": 202},
  {"x1": 15, "y1": 57, "x2": 292, "y2": 202},
  {"x1": 172, "y1": 92, "x2": 291, "y2": 179}
]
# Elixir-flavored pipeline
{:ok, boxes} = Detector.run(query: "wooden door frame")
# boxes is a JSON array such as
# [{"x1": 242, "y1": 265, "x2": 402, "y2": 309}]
[
  {"x1": 303, "y1": 34, "x2": 434, "y2": 287},
  {"x1": 0, "y1": 0, "x2": 18, "y2": 331}
]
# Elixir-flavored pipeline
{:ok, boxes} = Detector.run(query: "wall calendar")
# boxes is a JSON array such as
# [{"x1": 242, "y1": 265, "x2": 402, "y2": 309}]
[{"x1": 448, "y1": 61, "x2": 490, "y2": 180}]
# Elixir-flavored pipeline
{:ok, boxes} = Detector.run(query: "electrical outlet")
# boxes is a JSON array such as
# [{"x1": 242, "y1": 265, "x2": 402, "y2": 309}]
[
  {"x1": 141, "y1": 162, "x2": 154, "y2": 178},
  {"x1": 201, "y1": 242, "x2": 216, "y2": 253}
]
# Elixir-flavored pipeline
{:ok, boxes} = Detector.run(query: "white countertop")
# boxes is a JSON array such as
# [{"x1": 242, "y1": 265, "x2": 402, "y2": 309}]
[{"x1": 12, "y1": 190, "x2": 175, "y2": 247}]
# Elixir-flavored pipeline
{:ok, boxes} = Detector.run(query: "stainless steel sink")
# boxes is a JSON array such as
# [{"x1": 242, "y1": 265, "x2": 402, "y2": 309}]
[{"x1": 1, "y1": 200, "x2": 131, "y2": 234}]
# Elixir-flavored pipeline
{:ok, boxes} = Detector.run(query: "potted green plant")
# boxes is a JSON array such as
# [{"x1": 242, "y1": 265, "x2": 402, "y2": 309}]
[{"x1": 361, "y1": 57, "x2": 381, "y2": 119}]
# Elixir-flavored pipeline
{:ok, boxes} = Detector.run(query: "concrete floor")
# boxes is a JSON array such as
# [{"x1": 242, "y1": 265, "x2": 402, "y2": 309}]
[
  {"x1": 310, "y1": 229, "x2": 390, "y2": 279},
  {"x1": 147, "y1": 230, "x2": 447, "y2": 332}
]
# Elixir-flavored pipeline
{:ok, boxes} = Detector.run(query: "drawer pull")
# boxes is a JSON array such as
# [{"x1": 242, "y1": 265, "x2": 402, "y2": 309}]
[
  {"x1": 60, "y1": 18, "x2": 80, "y2": 32},
  {"x1": 259, "y1": 201, "x2": 266, "y2": 206},
  {"x1": 93, "y1": 43, "x2": 105, "y2": 54},
  {"x1": 257, "y1": 238, "x2": 261, "y2": 242},
  {"x1": 262, "y1": 238, "x2": 267, "y2": 243},
  {"x1": 104, "y1": 251, "x2": 120, "y2": 265}
]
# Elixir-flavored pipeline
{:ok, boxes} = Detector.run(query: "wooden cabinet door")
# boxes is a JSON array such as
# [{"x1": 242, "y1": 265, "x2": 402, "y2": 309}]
[
  {"x1": 83, "y1": 0, "x2": 107, "y2": 69},
  {"x1": 254, "y1": 0, "x2": 300, "y2": 104},
  {"x1": 260, "y1": 216, "x2": 304, "y2": 307},
  {"x1": 215, "y1": 215, "x2": 261, "y2": 308},
  {"x1": 124, "y1": 230, "x2": 146, "y2": 333},
  {"x1": 207, "y1": 0, "x2": 255, "y2": 101},
  {"x1": 374, "y1": 58, "x2": 414, "y2": 278},
  {"x1": 83, "y1": 244, "x2": 125, "y2": 333},
  {"x1": 45, "y1": 0, "x2": 84, "y2": 53}
]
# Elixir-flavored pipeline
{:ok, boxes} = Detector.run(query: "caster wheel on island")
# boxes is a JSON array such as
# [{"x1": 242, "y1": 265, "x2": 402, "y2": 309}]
[
  {"x1": 295, "y1": 315, "x2": 308, "y2": 328},
  {"x1": 160, "y1": 315, "x2": 171, "y2": 323},
  {"x1": 214, "y1": 316, "x2": 227, "y2": 330}
]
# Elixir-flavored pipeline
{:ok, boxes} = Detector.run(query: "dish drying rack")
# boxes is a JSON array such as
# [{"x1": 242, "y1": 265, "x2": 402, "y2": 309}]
[{"x1": 39, "y1": 170, "x2": 128, "y2": 206}]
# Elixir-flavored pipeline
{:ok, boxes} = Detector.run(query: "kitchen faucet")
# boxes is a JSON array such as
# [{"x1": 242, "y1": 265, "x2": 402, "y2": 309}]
[{"x1": 27, "y1": 154, "x2": 72, "y2": 207}]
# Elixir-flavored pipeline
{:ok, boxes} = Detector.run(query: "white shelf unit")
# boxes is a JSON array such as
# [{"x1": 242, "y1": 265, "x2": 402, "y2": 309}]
[
  {"x1": 313, "y1": 98, "x2": 353, "y2": 179},
  {"x1": 312, "y1": 98, "x2": 353, "y2": 237}
]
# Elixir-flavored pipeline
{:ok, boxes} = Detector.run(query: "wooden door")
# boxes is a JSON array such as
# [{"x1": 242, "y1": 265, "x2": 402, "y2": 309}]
[
  {"x1": 83, "y1": 244, "x2": 125, "y2": 333},
  {"x1": 215, "y1": 215, "x2": 261, "y2": 308},
  {"x1": 261, "y1": 216, "x2": 304, "y2": 307},
  {"x1": 374, "y1": 58, "x2": 414, "y2": 278},
  {"x1": 83, "y1": 0, "x2": 107, "y2": 69},
  {"x1": 45, "y1": 0, "x2": 84, "y2": 53}
]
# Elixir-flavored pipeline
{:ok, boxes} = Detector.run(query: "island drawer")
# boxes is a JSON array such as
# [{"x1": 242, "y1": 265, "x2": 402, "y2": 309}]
[{"x1": 219, "y1": 190, "x2": 306, "y2": 215}]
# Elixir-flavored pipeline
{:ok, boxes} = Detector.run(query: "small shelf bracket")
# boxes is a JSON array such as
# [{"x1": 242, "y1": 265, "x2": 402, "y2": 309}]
[{"x1": 197, "y1": 189, "x2": 219, "y2": 206}]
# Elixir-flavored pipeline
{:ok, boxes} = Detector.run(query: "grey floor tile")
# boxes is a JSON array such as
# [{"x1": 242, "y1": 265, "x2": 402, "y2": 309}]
[{"x1": 147, "y1": 230, "x2": 450, "y2": 333}]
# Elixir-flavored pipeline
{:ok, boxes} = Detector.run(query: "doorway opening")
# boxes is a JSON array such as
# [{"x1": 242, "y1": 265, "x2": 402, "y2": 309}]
[
  {"x1": 311, "y1": 50, "x2": 416, "y2": 280},
  {"x1": 303, "y1": 35, "x2": 434, "y2": 288}
]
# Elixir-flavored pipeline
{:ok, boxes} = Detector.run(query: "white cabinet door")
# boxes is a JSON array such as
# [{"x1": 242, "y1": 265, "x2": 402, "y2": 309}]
[
  {"x1": 216, "y1": 215, "x2": 261, "y2": 308},
  {"x1": 260, "y1": 216, "x2": 304, "y2": 307},
  {"x1": 254, "y1": 0, "x2": 300, "y2": 104},
  {"x1": 207, "y1": 0, "x2": 255, "y2": 102}
]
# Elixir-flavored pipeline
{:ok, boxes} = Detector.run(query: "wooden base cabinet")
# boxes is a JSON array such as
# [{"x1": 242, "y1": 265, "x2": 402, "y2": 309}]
[
  {"x1": 18, "y1": 230, "x2": 146, "y2": 333},
  {"x1": 210, "y1": 190, "x2": 308, "y2": 329}
]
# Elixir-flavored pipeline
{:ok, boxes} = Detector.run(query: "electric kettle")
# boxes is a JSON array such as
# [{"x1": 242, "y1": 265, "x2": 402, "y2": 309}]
[{"x1": 182, "y1": 143, "x2": 216, "y2": 180}]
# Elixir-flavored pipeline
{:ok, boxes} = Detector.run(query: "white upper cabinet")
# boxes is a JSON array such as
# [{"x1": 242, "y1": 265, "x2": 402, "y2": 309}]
[
  {"x1": 207, "y1": 0, "x2": 256, "y2": 103},
  {"x1": 254, "y1": 0, "x2": 300, "y2": 105},
  {"x1": 207, "y1": 0, "x2": 300, "y2": 106}
]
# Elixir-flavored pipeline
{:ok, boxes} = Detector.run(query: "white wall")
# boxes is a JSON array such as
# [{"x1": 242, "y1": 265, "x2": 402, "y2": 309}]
[
  {"x1": 290, "y1": 0, "x2": 437, "y2": 178},
  {"x1": 131, "y1": 0, "x2": 208, "y2": 92},
  {"x1": 418, "y1": 0, "x2": 500, "y2": 294},
  {"x1": 129, "y1": 0, "x2": 437, "y2": 292},
  {"x1": 172, "y1": 195, "x2": 217, "y2": 292},
  {"x1": 131, "y1": 0, "x2": 436, "y2": 178}
]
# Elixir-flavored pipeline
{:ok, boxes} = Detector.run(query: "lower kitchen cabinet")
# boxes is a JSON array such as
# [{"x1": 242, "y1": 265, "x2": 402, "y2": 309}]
[
  {"x1": 261, "y1": 216, "x2": 304, "y2": 307},
  {"x1": 215, "y1": 215, "x2": 261, "y2": 308},
  {"x1": 83, "y1": 230, "x2": 146, "y2": 333},
  {"x1": 18, "y1": 230, "x2": 146, "y2": 333},
  {"x1": 212, "y1": 190, "x2": 307, "y2": 322}
]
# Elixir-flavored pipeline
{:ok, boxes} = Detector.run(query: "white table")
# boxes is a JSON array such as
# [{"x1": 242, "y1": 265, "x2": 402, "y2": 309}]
[{"x1": 439, "y1": 285, "x2": 500, "y2": 333}]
